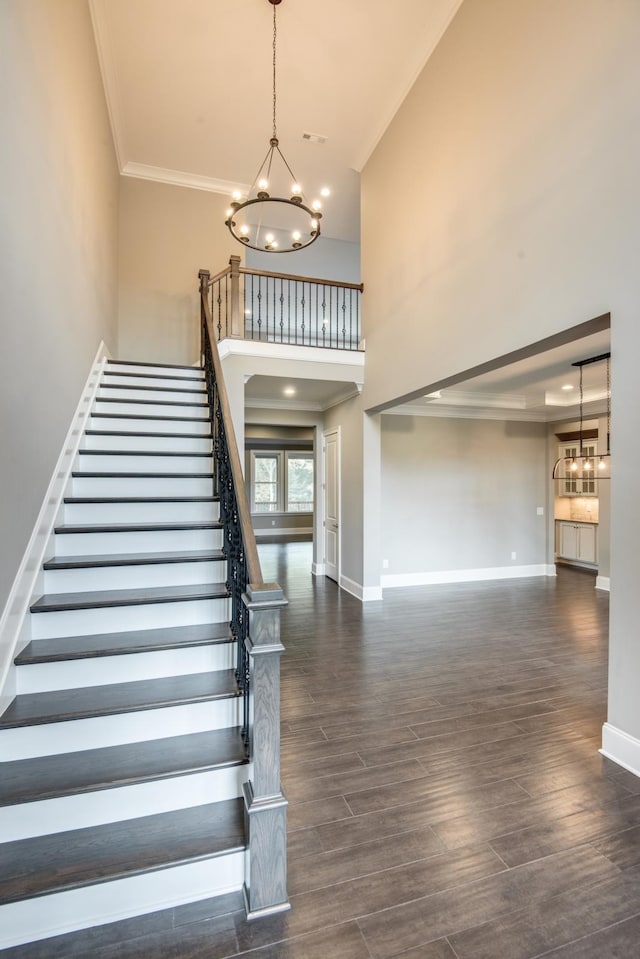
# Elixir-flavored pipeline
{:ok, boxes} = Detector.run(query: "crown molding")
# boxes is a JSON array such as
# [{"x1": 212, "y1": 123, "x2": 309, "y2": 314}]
[{"x1": 121, "y1": 162, "x2": 249, "y2": 197}]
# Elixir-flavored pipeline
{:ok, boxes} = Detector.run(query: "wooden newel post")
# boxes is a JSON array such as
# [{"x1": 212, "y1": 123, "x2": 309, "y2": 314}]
[
  {"x1": 229, "y1": 255, "x2": 243, "y2": 339},
  {"x1": 198, "y1": 269, "x2": 211, "y2": 363},
  {"x1": 242, "y1": 582, "x2": 290, "y2": 919}
]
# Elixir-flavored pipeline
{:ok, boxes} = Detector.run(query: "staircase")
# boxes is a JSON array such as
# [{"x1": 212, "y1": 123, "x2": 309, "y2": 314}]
[{"x1": 0, "y1": 360, "x2": 252, "y2": 949}]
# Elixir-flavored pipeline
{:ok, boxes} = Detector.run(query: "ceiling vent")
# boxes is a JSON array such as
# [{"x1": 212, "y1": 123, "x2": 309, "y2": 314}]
[{"x1": 303, "y1": 131, "x2": 327, "y2": 144}]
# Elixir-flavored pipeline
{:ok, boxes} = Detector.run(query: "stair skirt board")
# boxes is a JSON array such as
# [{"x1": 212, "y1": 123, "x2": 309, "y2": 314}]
[
  {"x1": 97, "y1": 387, "x2": 207, "y2": 404},
  {"x1": 89, "y1": 416, "x2": 212, "y2": 434},
  {"x1": 0, "y1": 763, "x2": 249, "y2": 842},
  {"x1": 101, "y1": 375, "x2": 206, "y2": 391},
  {"x1": 54, "y1": 527, "x2": 223, "y2": 556},
  {"x1": 62, "y1": 500, "x2": 219, "y2": 525},
  {"x1": 16, "y1": 642, "x2": 235, "y2": 693},
  {"x1": 43, "y1": 559, "x2": 225, "y2": 594},
  {"x1": 0, "y1": 696, "x2": 243, "y2": 761},
  {"x1": 82, "y1": 433, "x2": 212, "y2": 453},
  {"x1": 0, "y1": 850, "x2": 245, "y2": 950},
  {"x1": 70, "y1": 476, "x2": 216, "y2": 497},
  {"x1": 76, "y1": 453, "x2": 214, "y2": 473},
  {"x1": 0, "y1": 357, "x2": 260, "y2": 944}
]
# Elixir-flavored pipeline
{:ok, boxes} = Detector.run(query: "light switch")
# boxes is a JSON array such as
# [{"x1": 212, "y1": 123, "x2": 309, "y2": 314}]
[{"x1": 537, "y1": 507, "x2": 544, "y2": 515}]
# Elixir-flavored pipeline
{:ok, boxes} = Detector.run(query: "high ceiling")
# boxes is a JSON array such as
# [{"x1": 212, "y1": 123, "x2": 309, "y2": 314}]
[{"x1": 89, "y1": 0, "x2": 464, "y2": 244}]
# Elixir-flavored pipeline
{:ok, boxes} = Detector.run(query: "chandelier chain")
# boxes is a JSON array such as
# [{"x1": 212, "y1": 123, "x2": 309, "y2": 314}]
[{"x1": 272, "y1": 3, "x2": 277, "y2": 140}]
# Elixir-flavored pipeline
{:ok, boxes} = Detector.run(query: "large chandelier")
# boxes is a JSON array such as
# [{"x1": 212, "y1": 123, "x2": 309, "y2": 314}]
[{"x1": 225, "y1": 0, "x2": 328, "y2": 253}]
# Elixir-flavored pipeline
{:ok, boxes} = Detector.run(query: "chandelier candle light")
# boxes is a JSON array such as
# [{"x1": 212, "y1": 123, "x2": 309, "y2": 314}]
[{"x1": 225, "y1": 0, "x2": 329, "y2": 253}]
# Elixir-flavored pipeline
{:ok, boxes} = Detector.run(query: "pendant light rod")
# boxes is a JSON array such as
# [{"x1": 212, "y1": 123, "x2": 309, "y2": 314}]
[{"x1": 571, "y1": 351, "x2": 611, "y2": 368}]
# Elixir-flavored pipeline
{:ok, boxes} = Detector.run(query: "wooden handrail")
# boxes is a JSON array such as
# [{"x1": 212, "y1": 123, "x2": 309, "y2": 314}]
[
  {"x1": 200, "y1": 285, "x2": 263, "y2": 585},
  {"x1": 239, "y1": 265, "x2": 364, "y2": 292}
]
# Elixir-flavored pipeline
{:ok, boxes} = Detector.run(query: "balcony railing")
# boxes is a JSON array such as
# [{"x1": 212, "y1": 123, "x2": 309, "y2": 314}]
[{"x1": 200, "y1": 256, "x2": 363, "y2": 351}]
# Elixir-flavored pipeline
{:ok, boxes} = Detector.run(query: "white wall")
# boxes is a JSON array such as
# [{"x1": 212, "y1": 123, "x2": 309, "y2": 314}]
[
  {"x1": 118, "y1": 177, "x2": 239, "y2": 365},
  {"x1": 381, "y1": 416, "x2": 548, "y2": 579},
  {"x1": 0, "y1": 0, "x2": 119, "y2": 611},
  {"x1": 361, "y1": 0, "x2": 640, "y2": 763}
]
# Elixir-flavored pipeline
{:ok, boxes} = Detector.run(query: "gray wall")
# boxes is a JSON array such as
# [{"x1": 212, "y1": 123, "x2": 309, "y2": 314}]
[
  {"x1": 118, "y1": 177, "x2": 238, "y2": 365},
  {"x1": 246, "y1": 235, "x2": 361, "y2": 285},
  {"x1": 381, "y1": 417, "x2": 548, "y2": 575},
  {"x1": 362, "y1": 0, "x2": 640, "y2": 747},
  {"x1": 0, "y1": 0, "x2": 119, "y2": 610}
]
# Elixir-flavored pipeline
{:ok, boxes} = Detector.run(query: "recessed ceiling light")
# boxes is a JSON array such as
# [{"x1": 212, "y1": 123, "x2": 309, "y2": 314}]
[
  {"x1": 283, "y1": 387, "x2": 296, "y2": 397},
  {"x1": 561, "y1": 384, "x2": 574, "y2": 391}
]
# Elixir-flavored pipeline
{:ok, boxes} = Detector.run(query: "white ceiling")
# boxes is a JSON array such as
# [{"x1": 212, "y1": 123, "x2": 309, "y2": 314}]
[
  {"x1": 90, "y1": 0, "x2": 464, "y2": 244},
  {"x1": 90, "y1": 1, "x2": 611, "y2": 420}
]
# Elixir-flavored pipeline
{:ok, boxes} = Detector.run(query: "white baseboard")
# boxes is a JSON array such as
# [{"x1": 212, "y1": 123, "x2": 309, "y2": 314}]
[
  {"x1": 600, "y1": 722, "x2": 640, "y2": 779},
  {"x1": 339, "y1": 575, "x2": 383, "y2": 602},
  {"x1": 254, "y1": 527, "x2": 313, "y2": 538},
  {"x1": 312, "y1": 563, "x2": 326, "y2": 576},
  {"x1": 0, "y1": 343, "x2": 110, "y2": 714},
  {"x1": 380, "y1": 564, "x2": 554, "y2": 589},
  {"x1": 596, "y1": 575, "x2": 611, "y2": 591}
]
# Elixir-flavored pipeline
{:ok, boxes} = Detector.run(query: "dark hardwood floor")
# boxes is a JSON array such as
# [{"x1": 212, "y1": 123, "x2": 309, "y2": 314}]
[{"x1": 5, "y1": 545, "x2": 640, "y2": 958}]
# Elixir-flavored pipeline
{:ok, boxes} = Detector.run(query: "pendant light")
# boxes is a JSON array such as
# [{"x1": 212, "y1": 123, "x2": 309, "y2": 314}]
[
  {"x1": 225, "y1": 0, "x2": 329, "y2": 253},
  {"x1": 552, "y1": 352, "x2": 611, "y2": 480}
]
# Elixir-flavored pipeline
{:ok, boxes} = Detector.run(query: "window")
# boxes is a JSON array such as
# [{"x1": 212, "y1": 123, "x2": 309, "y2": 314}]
[
  {"x1": 287, "y1": 454, "x2": 314, "y2": 511},
  {"x1": 252, "y1": 453, "x2": 281, "y2": 512},
  {"x1": 250, "y1": 450, "x2": 314, "y2": 514}
]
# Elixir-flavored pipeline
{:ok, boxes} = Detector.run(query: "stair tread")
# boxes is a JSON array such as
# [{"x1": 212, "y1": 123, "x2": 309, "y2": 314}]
[
  {"x1": 55, "y1": 520, "x2": 222, "y2": 534},
  {"x1": 84, "y1": 429, "x2": 212, "y2": 439},
  {"x1": 71, "y1": 471, "x2": 214, "y2": 479},
  {"x1": 108, "y1": 360, "x2": 205, "y2": 373},
  {"x1": 91, "y1": 412, "x2": 209, "y2": 422},
  {"x1": 0, "y1": 727, "x2": 245, "y2": 807},
  {"x1": 30, "y1": 582, "x2": 229, "y2": 613},
  {"x1": 104, "y1": 370, "x2": 205, "y2": 383},
  {"x1": 0, "y1": 797, "x2": 244, "y2": 905},
  {"x1": 78, "y1": 449, "x2": 213, "y2": 457},
  {"x1": 100, "y1": 383, "x2": 206, "y2": 395},
  {"x1": 16, "y1": 622, "x2": 232, "y2": 665},
  {"x1": 0, "y1": 670, "x2": 238, "y2": 730},
  {"x1": 95, "y1": 397, "x2": 208, "y2": 408},
  {"x1": 43, "y1": 549, "x2": 225, "y2": 570},
  {"x1": 64, "y1": 496, "x2": 218, "y2": 504}
]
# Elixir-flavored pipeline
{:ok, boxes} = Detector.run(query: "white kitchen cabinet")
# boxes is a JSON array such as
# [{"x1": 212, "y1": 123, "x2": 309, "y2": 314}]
[
  {"x1": 556, "y1": 441, "x2": 599, "y2": 496},
  {"x1": 556, "y1": 521, "x2": 597, "y2": 565}
]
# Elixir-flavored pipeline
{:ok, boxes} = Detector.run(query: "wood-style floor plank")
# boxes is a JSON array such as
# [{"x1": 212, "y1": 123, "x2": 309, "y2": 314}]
[{"x1": 6, "y1": 544, "x2": 640, "y2": 959}]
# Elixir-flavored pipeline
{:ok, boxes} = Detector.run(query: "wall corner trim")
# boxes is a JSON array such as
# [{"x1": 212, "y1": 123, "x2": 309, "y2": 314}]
[
  {"x1": 339, "y1": 575, "x2": 383, "y2": 602},
  {"x1": 311, "y1": 563, "x2": 326, "y2": 577},
  {"x1": 600, "y1": 723, "x2": 640, "y2": 780}
]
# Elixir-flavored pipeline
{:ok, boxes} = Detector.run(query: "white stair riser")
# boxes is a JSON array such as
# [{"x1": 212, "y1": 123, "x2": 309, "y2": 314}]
[
  {"x1": 83, "y1": 433, "x2": 212, "y2": 454},
  {"x1": 17, "y1": 642, "x2": 235, "y2": 693},
  {"x1": 89, "y1": 416, "x2": 211, "y2": 435},
  {"x1": 43, "y1": 560, "x2": 226, "y2": 595},
  {"x1": 0, "y1": 764, "x2": 248, "y2": 842},
  {"x1": 31, "y1": 596, "x2": 230, "y2": 640},
  {"x1": 54, "y1": 527, "x2": 223, "y2": 556},
  {"x1": 76, "y1": 453, "x2": 213, "y2": 473},
  {"x1": 0, "y1": 696, "x2": 242, "y2": 760},
  {"x1": 0, "y1": 850, "x2": 244, "y2": 949},
  {"x1": 106, "y1": 364, "x2": 204, "y2": 380},
  {"x1": 71, "y1": 476, "x2": 214, "y2": 498},
  {"x1": 64, "y1": 500, "x2": 219, "y2": 524},
  {"x1": 98, "y1": 387, "x2": 206, "y2": 404},
  {"x1": 103, "y1": 374, "x2": 206, "y2": 391},
  {"x1": 94, "y1": 401, "x2": 208, "y2": 418}
]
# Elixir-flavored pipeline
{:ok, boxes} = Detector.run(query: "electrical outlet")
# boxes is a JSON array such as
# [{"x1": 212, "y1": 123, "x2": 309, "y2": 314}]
[
  {"x1": 511, "y1": 551, "x2": 517, "y2": 560},
  {"x1": 537, "y1": 507, "x2": 544, "y2": 516},
  {"x1": 382, "y1": 559, "x2": 389, "y2": 569},
  {"x1": 271, "y1": 520, "x2": 276, "y2": 526}
]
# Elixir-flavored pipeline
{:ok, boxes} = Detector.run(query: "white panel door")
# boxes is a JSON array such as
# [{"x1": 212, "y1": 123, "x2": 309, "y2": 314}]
[{"x1": 323, "y1": 429, "x2": 340, "y2": 583}]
